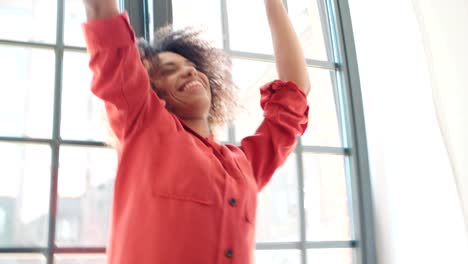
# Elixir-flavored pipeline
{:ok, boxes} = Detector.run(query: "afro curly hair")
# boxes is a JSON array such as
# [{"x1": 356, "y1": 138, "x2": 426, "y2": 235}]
[{"x1": 137, "y1": 26, "x2": 238, "y2": 128}]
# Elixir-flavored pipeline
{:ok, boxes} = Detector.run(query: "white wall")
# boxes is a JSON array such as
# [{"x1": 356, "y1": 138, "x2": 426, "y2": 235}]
[
  {"x1": 412, "y1": 0, "x2": 468, "y2": 238},
  {"x1": 347, "y1": 0, "x2": 468, "y2": 263}
]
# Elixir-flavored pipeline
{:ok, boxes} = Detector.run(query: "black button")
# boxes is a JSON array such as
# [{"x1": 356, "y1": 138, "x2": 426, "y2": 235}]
[
  {"x1": 228, "y1": 198, "x2": 237, "y2": 206},
  {"x1": 225, "y1": 248, "x2": 233, "y2": 258}
]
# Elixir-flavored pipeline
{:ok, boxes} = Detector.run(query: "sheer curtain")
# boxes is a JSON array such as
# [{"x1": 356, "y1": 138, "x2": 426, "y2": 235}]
[
  {"x1": 411, "y1": 0, "x2": 468, "y2": 238},
  {"x1": 347, "y1": 0, "x2": 468, "y2": 263}
]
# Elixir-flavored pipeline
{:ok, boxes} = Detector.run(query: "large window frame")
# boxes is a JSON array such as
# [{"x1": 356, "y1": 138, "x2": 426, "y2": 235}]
[
  {"x1": 142, "y1": 0, "x2": 377, "y2": 263},
  {"x1": 0, "y1": 0, "x2": 376, "y2": 263}
]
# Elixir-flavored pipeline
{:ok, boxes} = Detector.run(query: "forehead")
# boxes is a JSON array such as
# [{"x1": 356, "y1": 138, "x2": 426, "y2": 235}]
[{"x1": 157, "y1": 51, "x2": 190, "y2": 65}]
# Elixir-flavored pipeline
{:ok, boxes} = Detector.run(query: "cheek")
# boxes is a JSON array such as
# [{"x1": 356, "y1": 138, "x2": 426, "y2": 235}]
[
  {"x1": 152, "y1": 82, "x2": 169, "y2": 99},
  {"x1": 154, "y1": 78, "x2": 173, "y2": 94},
  {"x1": 199, "y1": 73, "x2": 211, "y2": 91}
]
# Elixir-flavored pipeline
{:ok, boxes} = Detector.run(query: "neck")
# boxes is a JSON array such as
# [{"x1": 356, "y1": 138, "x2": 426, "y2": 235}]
[{"x1": 182, "y1": 118, "x2": 211, "y2": 138}]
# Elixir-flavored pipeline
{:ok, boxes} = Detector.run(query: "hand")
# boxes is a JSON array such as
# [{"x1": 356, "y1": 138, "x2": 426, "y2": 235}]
[{"x1": 82, "y1": 0, "x2": 119, "y2": 21}]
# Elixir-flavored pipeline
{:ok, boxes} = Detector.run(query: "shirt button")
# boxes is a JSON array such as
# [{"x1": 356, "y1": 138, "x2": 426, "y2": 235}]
[
  {"x1": 228, "y1": 197, "x2": 237, "y2": 207},
  {"x1": 225, "y1": 248, "x2": 233, "y2": 258}
]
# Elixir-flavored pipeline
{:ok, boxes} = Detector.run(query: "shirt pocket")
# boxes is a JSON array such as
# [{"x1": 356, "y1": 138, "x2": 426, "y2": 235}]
[{"x1": 150, "y1": 136, "x2": 216, "y2": 206}]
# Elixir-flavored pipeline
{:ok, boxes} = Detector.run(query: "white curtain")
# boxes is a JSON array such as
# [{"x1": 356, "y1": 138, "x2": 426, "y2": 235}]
[
  {"x1": 411, "y1": 0, "x2": 468, "y2": 238},
  {"x1": 347, "y1": 0, "x2": 468, "y2": 263}
]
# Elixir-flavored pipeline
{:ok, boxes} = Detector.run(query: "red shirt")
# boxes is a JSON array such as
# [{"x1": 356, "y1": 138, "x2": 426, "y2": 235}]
[{"x1": 83, "y1": 12, "x2": 309, "y2": 264}]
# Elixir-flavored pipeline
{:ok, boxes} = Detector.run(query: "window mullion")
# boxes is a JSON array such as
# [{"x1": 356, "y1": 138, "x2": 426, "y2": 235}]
[
  {"x1": 153, "y1": 0, "x2": 173, "y2": 33},
  {"x1": 327, "y1": 0, "x2": 378, "y2": 263},
  {"x1": 124, "y1": 0, "x2": 150, "y2": 39},
  {"x1": 47, "y1": 0, "x2": 66, "y2": 263}
]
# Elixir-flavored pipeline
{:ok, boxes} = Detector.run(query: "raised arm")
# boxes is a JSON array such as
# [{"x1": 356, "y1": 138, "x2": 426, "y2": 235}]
[
  {"x1": 238, "y1": 1, "x2": 310, "y2": 191},
  {"x1": 83, "y1": 0, "x2": 119, "y2": 21},
  {"x1": 264, "y1": 0, "x2": 311, "y2": 94},
  {"x1": 81, "y1": 0, "x2": 176, "y2": 143}
]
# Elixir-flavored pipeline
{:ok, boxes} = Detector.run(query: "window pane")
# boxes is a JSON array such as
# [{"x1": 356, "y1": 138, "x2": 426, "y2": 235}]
[
  {"x1": 64, "y1": 0, "x2": 87, "y2": 47},
  {"x1": 232, "y1": 61, "x2": 340, "y2": 147},
  {"x1": 289, "y1": 0, "x2": 329, "y2": 60},
  {"x1": 0, "y1": 0, "x2": 56, "y2": 43},
  {"x1": 303, "y1": 153, "x2": 351, "y2": 241},
  {"x1": 227, "y1": 0, "x2": 273, "y2": 54},
  {"x1": 307, "y1": 249, "x2": 353, "y2": 264},
  {"x1": 302, "y1": 68, "x2": 342, "y2": 147},
  {"x1": 56, "y1": 146, "x2": 117, "y2": 247},
  {"x1": 256, "y1": 154, "x2": 299, "y2": 242},
  {"x1": 0, "y1": 45, "x2": 55, "y2": 138},
  {"x1": 231, "y1": 59, "x2": 277, "y2": 141},
  {"x1": 172, "y1": 0, "x2": 223, "y2": 48},
  {"x1": 214, "y1": 126, "x2": 229, "y2": 143},
  {"x1": 61, "y1": 51, "x2": 109, "y2": 142},
  {"x1": 64, "y1": 0, "x2": 122, "y2": 46},
  {"x1": 55, "y1": 254, "x2": 106, "y2": 264},
  {"x1": 255, "y1": 250, "x2": 301, "y2": 264},
  {"x1": 0, "y1": 254, "x2": 46, "y2": 264},
  {"x1": 0, "y1": 143, "x2": 51, "y2": 247}
]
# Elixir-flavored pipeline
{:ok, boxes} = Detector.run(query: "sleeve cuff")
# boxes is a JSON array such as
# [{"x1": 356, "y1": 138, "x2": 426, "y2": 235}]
[
  {"x1": 82, "y1": 12, "x2": 135, "y2": 53},
  {"x1": 259, "y1": 80, "x2": 309, "y2": 136},
  {"x1": 260, "y1": 80, "x2": 308, "y2": 112}
]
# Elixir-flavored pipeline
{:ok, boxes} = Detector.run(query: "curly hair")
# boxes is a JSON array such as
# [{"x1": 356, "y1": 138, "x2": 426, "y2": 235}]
[{"x1": 137, "y1": 26, "x2": 238, "y2": 128}]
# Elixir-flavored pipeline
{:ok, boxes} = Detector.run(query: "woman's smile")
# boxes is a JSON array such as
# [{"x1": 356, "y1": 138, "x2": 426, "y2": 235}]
[{"x1": 178, "y1": 79, "x2": 206, "y2": 94}]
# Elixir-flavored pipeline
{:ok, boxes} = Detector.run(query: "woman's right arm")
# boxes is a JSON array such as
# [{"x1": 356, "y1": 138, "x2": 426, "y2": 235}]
[
  {"x1": 82, "y1": 1, "x2": 174, "y2": 142},
  {"x1": 83, "y1": 0, "x2": 119, "y2": 21}
]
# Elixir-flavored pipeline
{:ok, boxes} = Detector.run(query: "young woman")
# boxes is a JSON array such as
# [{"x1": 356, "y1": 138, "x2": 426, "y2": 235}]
[{"x1": 82, "y1": 0, "x2": 310, "y2": 263}]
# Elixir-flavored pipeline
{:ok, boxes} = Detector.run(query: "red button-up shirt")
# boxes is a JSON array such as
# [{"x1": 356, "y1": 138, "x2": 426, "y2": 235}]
[{"x1": 83, "y1": 12, "x2": 309, "y2": 264}]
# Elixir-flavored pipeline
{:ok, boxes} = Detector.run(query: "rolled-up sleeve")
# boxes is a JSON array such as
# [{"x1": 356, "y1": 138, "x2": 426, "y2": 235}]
[
  {"x1": 240, "y1": 80, "x2": 309, "y2": 191},
  {"x1": 83, "y1": 12, "x2": 135, "y2": 53},
  {"x1": 82, "y1": 12, "x2": 173, "y2": 142}
]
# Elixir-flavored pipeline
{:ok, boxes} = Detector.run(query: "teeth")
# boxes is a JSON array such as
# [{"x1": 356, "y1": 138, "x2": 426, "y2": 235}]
[{"x1": 184, "y1": 81, "x2": 202, "y2": 91}]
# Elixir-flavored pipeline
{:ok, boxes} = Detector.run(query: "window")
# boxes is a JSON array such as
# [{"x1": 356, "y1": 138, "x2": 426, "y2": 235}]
[
  {"x1": 0, "y1": 0, "x2": 375, "y2": 263},
  {"x1": 166, "y1": 0, "x2": 375, "y2": 263},
  {"x1": 0, "y1": 0, "x2": 116, "y2": 262}
]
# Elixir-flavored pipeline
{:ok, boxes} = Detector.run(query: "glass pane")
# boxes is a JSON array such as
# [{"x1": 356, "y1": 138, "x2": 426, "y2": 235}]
[
  {"x1": 307, "y1": 249, "x2": 353, "y2": 264},
  {"x1": 214, "y1": 126, "x2": 229, "y2": 143},
  {"x1": 172, "y1": 0, "x2": 223, "y2": 48},
  {"x1": 256, "y1": 154, "x2": 299, "y2": 242},
  {"x1": 64, "y1": 0, "x2": 87, "y2": 47},
  {"x1": 55, "y1": 254, "x2": 106, "y2": 264},
  {"x1": 0, "y1": 0, "x2": 56, "y2": 43},
  {"x1": 302, "y1": 68, "x2": 342, "y2": 147},
  {"x1": 61, "y1": 51, "x2": 109, "y2": 142},
  {"x1": 56, "y1": 146, "x2": 117, "y2": 247},
  {"x1": 0, "y1": 143, "x2": 51, "y2": 247},
  {"x1": 232, "y1": 59, "x2": 277, "y2": 141},
  {"x1": 303, "y1": 153, "x2": 351, "y2": 241},
  {"x1": 0, "y1": 45, "x2": 55, "y2": 138},
  {"x1": 64, "y1": 0, "x2": 122, "y2": 46},
  {"x1": 232, "y1": 61, "x2": 338, "y2": 147},
  {"x1": 227, "y1": 0, "x2": 273, "y2": 54},
  {"x1": 0, "y1": 254, "x2": 46, "y2": 264},
  {"x1": 255, "y1": 250, "x2": 301, "y2": 264},
  {"x1": 289, "y1": 0, "x2": 329, "y2": 60}
]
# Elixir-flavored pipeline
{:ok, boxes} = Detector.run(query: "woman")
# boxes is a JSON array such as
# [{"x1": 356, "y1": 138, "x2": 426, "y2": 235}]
[{"x1": 82, "y1": 0, "x2": 310, "y2": 263}]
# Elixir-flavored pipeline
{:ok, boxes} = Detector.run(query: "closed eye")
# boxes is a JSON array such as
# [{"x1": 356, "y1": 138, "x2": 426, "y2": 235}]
[
  {"x1": 157, "y1": 66, "x2": 176, "y2": 76},
  {"x1": 185, "y1": 60, "x2": 201, "y2": 71}
]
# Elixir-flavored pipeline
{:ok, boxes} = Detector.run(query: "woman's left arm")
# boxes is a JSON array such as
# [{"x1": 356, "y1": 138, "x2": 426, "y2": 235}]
[{"x1": 264, "y1": 0, "x2": 311, "y2": 95}]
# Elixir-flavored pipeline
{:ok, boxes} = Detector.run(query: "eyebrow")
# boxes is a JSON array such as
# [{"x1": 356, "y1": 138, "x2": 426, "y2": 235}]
[{"x1": 159, "y1": 60, "x2": 194, "y2": 67}]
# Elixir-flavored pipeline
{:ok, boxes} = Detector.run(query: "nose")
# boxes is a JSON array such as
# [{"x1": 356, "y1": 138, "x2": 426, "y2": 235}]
[{"x1": 182, "y1": 65, "x2": 197, "y2": 77}]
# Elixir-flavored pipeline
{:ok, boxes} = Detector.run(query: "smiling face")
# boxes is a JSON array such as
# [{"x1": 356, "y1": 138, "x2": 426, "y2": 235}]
[{"x1": 149, "y1": 52, "x2": 212, "y2": 122}]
